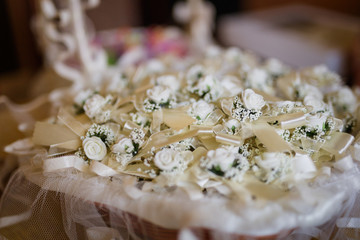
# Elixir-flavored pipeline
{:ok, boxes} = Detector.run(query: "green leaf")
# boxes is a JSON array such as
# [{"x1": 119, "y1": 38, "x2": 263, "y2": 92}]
[
  {"x1": 231, "y1": 125, "x2": 236, "y2": 134},
  {"x1": 209, "y1": 165, "x2": 225, "y2": 177},
  {"x1": 132, "y1": 141, "x2": 140, "y2": 156}
]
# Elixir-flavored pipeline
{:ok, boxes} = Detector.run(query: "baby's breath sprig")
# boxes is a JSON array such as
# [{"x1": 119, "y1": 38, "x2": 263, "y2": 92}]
[{"x1": 86, "y1": 124, "x2": 115, "y2": 147}]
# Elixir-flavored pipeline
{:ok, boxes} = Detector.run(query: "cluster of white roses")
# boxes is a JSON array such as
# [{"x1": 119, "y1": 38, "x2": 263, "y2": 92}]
[
  {"x1": 200, "y1": 146, "x2": 250, "y2": 182},
  {"x1": 231, "y1": 89, "x2": 265, "y2": 122},
  {"x1": 70, "y1": 46, "x2": 359, "y2": 192},
  {"x1": 83, "y1": 94, "x2": 114, "y2": 123}
]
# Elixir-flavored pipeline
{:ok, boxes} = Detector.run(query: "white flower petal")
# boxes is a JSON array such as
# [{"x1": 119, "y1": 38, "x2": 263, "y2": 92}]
[
  {"x1": 242, "y1": 89, "x2": 265, "y2": 110},
  {"x1": 83, "y1": 136, "x2": 107, "y2": 161}
]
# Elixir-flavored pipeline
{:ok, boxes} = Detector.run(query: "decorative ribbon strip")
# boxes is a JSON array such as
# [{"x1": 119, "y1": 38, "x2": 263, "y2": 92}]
[
  {"x1": 151, "y1": 109, "x2": 163, "y2": 133},
  {"x1": 322, "y1": 132, "x2": 354, "y2": 155},
  {"x1": 123, "y1": 120, "x2": 140, "y2": 133},
  {"x1": 163, "y1": 107, "x2": 196, "y2": 131},
  {"x1": 57, "y1": 107, "x2": 88, "y2": 136},
  {"x1": 215, "y1": 133, "x2": 243, "y2": 146},
  {"x1": 4, "y1": 138, "x2": 37, "y2": 155},
  {"x1": 137, "y1": 129, "x2": 199, "y2": 158},
  {"x1": 43, "y1": 155, "x2": 123, "y2": 178},
  {"x1": 252, "y1": 121, "x2": 292, "y2": 152},
  {"x1": 260, "y1": 112, "x2": 307, "y2": 130},
  {"x1": 43, "y1": 155, "x2": 88, "y2": 173},
  {"x1": 190, "y1": 125, "x2": 214, "y2": 138},
  {"x1": 90, "y1": 161, "x2": 118, "y2": 177},
  {"x1": 49, "y1": 139, "x2": 81, "y2": 151},
  {"x1": 33, "y1": 122, "x2": 79, "y2": 146},
  {"x1": 278, "y1": 112, "x2": 306, "y2": 130}
]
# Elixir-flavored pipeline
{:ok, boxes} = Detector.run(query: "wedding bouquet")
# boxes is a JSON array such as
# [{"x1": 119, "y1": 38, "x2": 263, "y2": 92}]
[{"x1": 4, "y1": 46, "x2": 360, "y2": 239}]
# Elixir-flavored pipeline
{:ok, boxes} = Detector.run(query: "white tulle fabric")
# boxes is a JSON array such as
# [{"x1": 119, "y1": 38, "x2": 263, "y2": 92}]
[{"x1": 0, "y1": 147, "x2": 360, "y2": 240}]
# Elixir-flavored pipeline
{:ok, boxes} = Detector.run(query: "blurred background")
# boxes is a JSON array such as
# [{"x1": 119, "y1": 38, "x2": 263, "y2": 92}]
[{"x1": 0, "y1": 0, "x2": 360, "y2": 103}]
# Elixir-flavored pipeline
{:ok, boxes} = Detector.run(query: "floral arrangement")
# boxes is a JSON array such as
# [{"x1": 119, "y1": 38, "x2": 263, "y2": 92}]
[{"x1": 32, "y1": 46, "x2": 360, "y2": 206}]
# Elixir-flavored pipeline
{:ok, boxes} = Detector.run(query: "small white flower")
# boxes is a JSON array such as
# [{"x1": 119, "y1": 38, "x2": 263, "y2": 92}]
[
  {"x1": 190, "y1": 74, "x2": 221, "y2": 101},
  {"x1": 306, "y1": 115, "x2": 328, "y2": 130},
  {"x1": 156, "y1": 75, "x2": 180, "y2": 92},
  {"x1": 303, "y1": 95, "x2": 326, "y2": 113},
  {"x1": 206, "y1": 148, "x2": 234, "y2": 172},
  {"x1": 190, "y1": 100, "x2": 214, "y2": 121},
  {"x1": 106, "y1": 71, "x2": 128, "y2": 92},
  {"x1": 310, "y1": 65, "x2": 341, "y2": 88},
  {"x1": 336, "y1": 87, "x2": 357, "y2": 113},
  {"x1": 257, "y1": 153, "x2": 285, "y2": 170},
  {"x1": 224, "y1": 119, "x2": 241, "y2": 134},
  {"x1": 242, "y1": 89, "x2": 265, "y2": 110},
  {"x1": 154, "y1": 148, "x2": 181, "y2": 171},
  {"x1": 146, "y1": 59, "x2": 166, "y2": 74},
  {"x1": 84, "y1": 94, "x2": 111, "y2": 123},
  {"x1": 304, "y1": 84, "x2": 323, "y2": 100},
  {"x1": 220, "y1": 75, "x2": 243, "y2": 97},
  {"x1": 186, "y1": 64, "x2": 205, "y2": 85},
  {"x1": 112, "y1": 138, "x2": 134, "y2": 154},
  {"x1": 224, "y1": 47, "x2": 243, "y2": 63},
  {"x1": 293, "y1": 77, "x2": 323, "y2": 100},
  {"x1": 131, "y1": 112, "x2": 150, "y2": 127},
  {"x1": 247, "y1": 68, "x2": 267, "y2": 86},
  {"x1": 313, "y1": 65, "x2": 329, "y2": 75},
  {"x1": 255, "y1": 152, "x2": 291, "y2": 183},
  {"x1": 146, "y1": 86, "x2": 172, "y2": 104},
  {"x1": 130, "y1": 128, "x2": 146, "y2": 146},
  {"x1": 195, "y1": 74, "x2": 217, "y2": 91},
  {"x1": 83, "y1": 136, "x2": 107, "y2": 161},
  {"x1": 74, "y1": 89, "x2": 93, "y2": 106},
  {"x1": 264, "y1": 58, "x2": 288, "y2": 76}
]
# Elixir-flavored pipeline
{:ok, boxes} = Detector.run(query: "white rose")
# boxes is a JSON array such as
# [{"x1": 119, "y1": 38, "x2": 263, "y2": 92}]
[
  {"x1": 84, "y1": 94, "x2": 106, "y2": 118},
  {"x1": 257, "y1": 152, "x2": 283, "y2": 171},
  {"x1": 292, "y1": 153, "x2": 316, "y2": 180},
  {"x1": 303, "y1": 95, "x2": 326, "y2": 112},
  {"x1": 186, "y1": 64, "x2": 205, "y2": 85},
  {"x1": 206, "y1": 147, "x2": 235, "y2": 172},
  {"x1": 156, "y1": 75, "x2": 180, "y2": 92},
  {"x1": 313, "y1": 65, "x2": 328, "y2": 75},
  {"x1": 131, "y1": 112, "x2": 149, "y2": 127},
  {"x1": 306, "y1": 115, "x2": 327, "y2": 129},
  {"x1": 146, "y1": 59, "x2": 165, "y2": 74},
  {"x1": 154, "y1": 148, "x2": 180, "y2": 171},
  {"x1": 112, "y1": 138, "x2": 134, "y2": 154},
  {"x1": 74, "y1": 89, "x2": 93, "y2": 106},
  {"x1": 221, "y1": 75, "x2": 243, "y2": 97},
  {"x1": 225, "y1": 119, "x2": 241, "y2": 132},
  {"x1": 242, "y1": 89, "x2": 265, "y2": 110},
  {"x1": 191, "y1": 100, "x2": 214, "y2": 120},
  {"x1": 83, "y1": 136, "x2": 107, "y2": 161},
  {"x1": 224, "y1": 47, "x2": 242, "y2": 63},
  {"x1": 265, "y1": 58, "x2": 287, "y2": 76},
  {"x1": 303, "y1": 84, "x2": 323, "y2": 100},
  {"x1": 196, "y1": 75, "x2": 217, "y2": 91},
  {"x1": 146, "y1": 86, "x2": 172, "y2": 104},
  {"x1": 247, "y1": 68, "x2": 268, "y2": 87},
  {"x1": 106, "y1": 71, "x2": 128, "y2": 92},
  {"x1": 337, "y1": 87, "x2": 357, "y2": 113}
]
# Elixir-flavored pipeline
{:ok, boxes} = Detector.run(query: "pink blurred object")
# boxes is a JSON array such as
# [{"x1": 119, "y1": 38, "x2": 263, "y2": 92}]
[{"x1": 93, "y1": 26, "x2": 189, "y2": 65}]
